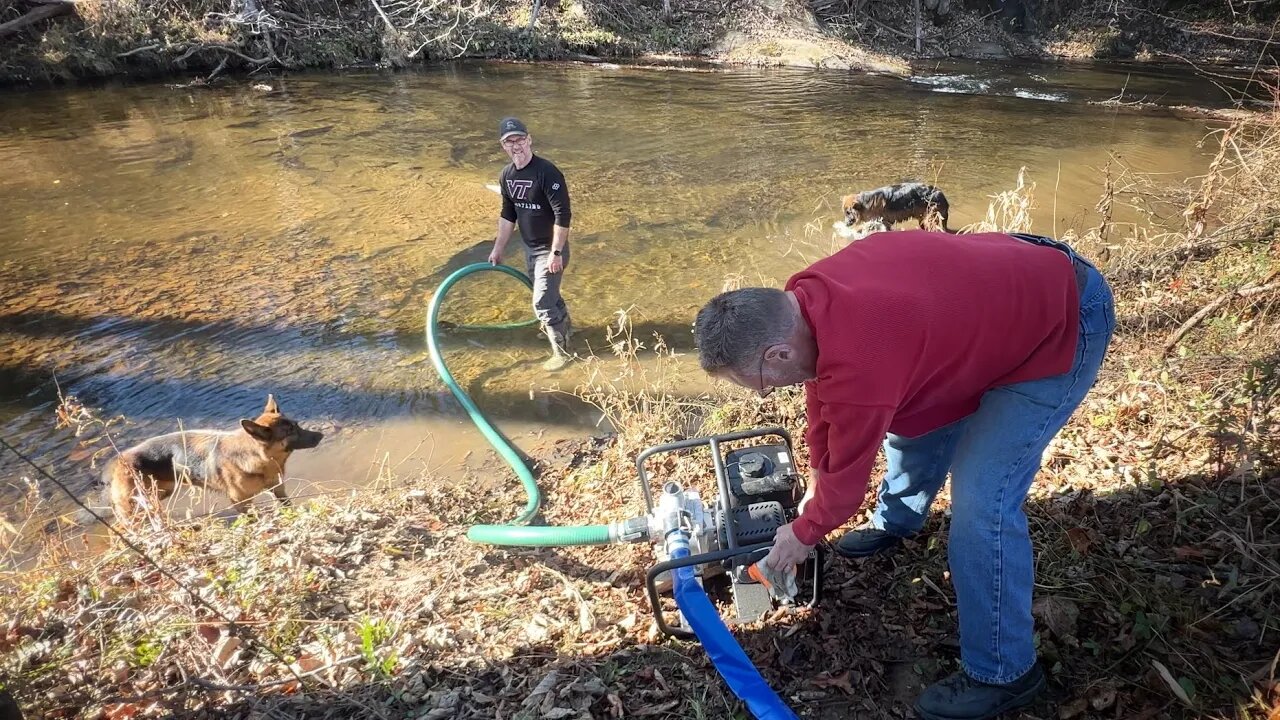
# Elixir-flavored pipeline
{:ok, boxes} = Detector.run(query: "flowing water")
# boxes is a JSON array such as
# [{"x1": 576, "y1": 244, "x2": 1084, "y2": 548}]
[{"x1": 0, "y1": 59, "x2": 1238, "y2": 529}]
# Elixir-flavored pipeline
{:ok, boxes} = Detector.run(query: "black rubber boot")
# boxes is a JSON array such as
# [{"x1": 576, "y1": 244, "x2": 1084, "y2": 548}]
[{"x1": 915, "y1": 664, "x2": 1046, "y2": 720}]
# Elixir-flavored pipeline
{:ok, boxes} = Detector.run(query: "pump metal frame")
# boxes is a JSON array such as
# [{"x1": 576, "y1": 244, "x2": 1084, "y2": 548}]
[{"x1": 637, "y1": 427, "x2": 823, "y2": 639}]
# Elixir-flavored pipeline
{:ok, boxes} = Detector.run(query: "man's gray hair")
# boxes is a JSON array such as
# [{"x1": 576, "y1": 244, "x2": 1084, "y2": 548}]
[{"x1": 694, "y1": 288, "x2": 794, "y2": 374}]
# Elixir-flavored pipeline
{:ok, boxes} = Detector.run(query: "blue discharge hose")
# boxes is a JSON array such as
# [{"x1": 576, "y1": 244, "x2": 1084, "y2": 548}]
[
  {"x1": 671, "y1": 541, "x2": 800, "y2": 719},
  {"x1": 426, "y1": 262, "x2": 615, "y2": 545}
]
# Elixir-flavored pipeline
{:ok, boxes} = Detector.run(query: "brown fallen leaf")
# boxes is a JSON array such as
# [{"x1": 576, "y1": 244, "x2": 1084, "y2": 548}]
[
  {"x1": 194, "y1": 623, "x2": 222, "y2": 645},
  {"x1": 103, "y1": 704, "x2": 139, "y2": 720},
  {"x1": 652, "y1": 667, "x2": 669, "y2": 693},
  {"x1": 811, "y1": 670, "x2": 855, "y2": 695},
  {"x1": 1090, "y1": 682, "x2": 1118, "y2": 711},
  {"x1": 1032, "y1": 596, "x2": 1080, "y2": 640},
  {"x1": 1173, "y1": 546, "x2": 1208, "y2": 560},
  {"x1": 633, "y1": 700, "x2": 679, "y2": 716},
  {"x1": 1058, "y1": 697, "x2": 1088, "y2": 719},
  {"x1": 1066, "y1": 527, "x2": 1093, "y2": 555},
  {"x1": 291, "y1": 654, "x2": 325, "y2": 675},
  {"x1": 212, "y1": 636, "x2": 242, "y2": 672}
]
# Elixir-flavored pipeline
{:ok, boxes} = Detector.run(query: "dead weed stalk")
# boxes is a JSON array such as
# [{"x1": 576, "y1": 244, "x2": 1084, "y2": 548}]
[{"x1": 571, "y1": 306, "x2": 710, "y2": 462}]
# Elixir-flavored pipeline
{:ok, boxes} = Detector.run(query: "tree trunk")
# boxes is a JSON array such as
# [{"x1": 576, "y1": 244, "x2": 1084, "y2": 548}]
[
  {"x1": 914, "y1": 0, "x2": 922, "y2": 52},
  {"x1": 527, "y1": 0, "x2": 542, "y2": 30}
]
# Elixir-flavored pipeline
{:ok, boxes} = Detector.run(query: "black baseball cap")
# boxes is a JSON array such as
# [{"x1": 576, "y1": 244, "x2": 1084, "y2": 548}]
[{"x1": 498, "y1": 117, "x2": 528, "y2": 141}]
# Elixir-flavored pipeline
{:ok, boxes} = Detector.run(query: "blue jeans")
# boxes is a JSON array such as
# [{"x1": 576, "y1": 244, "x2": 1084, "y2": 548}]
[{"x1": 868, "y1": 237, "x2": 1115, "y2": 683}]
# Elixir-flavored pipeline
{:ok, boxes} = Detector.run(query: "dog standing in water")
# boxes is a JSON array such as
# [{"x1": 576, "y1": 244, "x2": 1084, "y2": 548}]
[
  {"x1": 842, "y1": 182, "x2": 955, "y2": 232},
  {"x1": 104, "y1": 394, "x2": 323, "y2": 520}
]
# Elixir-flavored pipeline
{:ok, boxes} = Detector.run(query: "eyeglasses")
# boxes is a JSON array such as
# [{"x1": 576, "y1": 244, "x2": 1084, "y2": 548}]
[
  {"x1": 501, "y1": 135, "x2": 529, "y2": 147},
  {"x1": 755, "y1": 351, "x2": 773, "y2": 398}
]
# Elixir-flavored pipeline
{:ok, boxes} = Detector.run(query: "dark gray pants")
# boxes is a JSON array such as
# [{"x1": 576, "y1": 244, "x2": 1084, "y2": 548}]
[{"x1": 524, "y1": 244, "x2": 571, "y2": 345}]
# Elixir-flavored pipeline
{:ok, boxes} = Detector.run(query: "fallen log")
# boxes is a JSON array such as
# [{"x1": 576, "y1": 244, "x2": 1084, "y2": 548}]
[{"x1": 0, "y1": 0, "x2": 73, "y2": 39}]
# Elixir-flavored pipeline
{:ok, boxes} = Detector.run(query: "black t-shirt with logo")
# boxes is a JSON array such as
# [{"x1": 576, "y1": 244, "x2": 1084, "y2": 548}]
[{"x1": 499, "y1": 155, "x2": 571, "y2": 250}]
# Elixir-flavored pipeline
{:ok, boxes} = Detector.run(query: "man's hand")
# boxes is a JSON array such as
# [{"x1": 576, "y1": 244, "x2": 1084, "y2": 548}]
[
  {"x1": 488, "y1": 247, "x2": 503, "y2": 265},
  {"x1": 765, "y1": 522, "x2": 814, "y2": 571},
  {"x1": 547, "y1": 255, "x2": 564, "y2": 274}
]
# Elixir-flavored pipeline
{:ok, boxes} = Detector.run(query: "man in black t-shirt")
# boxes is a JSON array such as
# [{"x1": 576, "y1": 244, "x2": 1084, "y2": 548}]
[{"x1": 489, "y1": 117, "x2": 574, "y2": 371}]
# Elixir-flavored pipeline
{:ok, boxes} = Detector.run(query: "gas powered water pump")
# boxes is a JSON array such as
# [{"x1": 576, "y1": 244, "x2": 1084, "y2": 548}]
[{"x1": 631, "y1": 427, "x2": 824, "y2": 638}]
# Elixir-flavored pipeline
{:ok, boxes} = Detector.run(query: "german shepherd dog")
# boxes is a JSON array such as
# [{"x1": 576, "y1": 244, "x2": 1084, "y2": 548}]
[
  {"x1": 104, "y1": 395, "x2": 323, "y2": 520},
  {"x1": 842, "y1": 182, "x2": 954, "y2": 232}
]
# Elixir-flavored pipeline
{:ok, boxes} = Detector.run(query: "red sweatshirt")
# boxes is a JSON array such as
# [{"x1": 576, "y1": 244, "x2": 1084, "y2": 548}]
[{"x1": 786, "y1": 231, "x2": 1080, "y2": 546}]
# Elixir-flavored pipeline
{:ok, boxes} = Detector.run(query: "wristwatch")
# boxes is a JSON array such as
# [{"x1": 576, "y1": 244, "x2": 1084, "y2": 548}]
[{"x1": 553, "y1": 250, "x2": 562, "y2": 256}]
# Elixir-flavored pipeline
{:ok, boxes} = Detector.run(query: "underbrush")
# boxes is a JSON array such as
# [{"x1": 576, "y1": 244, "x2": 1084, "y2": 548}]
[{"x1": 0, "y1": 0, "x2": 726, "y2": 85}]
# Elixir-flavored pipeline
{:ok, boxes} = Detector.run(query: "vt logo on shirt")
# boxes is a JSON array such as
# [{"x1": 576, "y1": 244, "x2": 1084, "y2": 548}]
[{"x1": 506, "y1": 179, "x2": 534, "y2": 200}]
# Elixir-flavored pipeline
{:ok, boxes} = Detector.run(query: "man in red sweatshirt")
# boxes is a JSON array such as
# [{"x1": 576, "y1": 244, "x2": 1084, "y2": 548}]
[{"x1": 693, "y1": 230, "x2": 1114, "y2": 720}]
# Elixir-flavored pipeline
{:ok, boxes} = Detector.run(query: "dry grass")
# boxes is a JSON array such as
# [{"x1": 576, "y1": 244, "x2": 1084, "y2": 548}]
[
  {"x1": 963, "y1": 166, "x2": 1037, "y2": 234},
  {"x1": 569, "y1": 306, "x2": 711, "y2": 462}
]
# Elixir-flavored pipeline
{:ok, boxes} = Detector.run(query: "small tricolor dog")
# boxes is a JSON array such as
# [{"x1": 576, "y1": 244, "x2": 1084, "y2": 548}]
[
  {"x1": 103, "y1": 394, "x2": 323, "y2": 520},
  {"x1": 842, "y1": 182, "x2": 954, "y2": 233}
]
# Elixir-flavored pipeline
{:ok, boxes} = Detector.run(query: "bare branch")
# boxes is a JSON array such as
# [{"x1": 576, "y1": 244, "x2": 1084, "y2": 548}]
[
  {"x1": 1163, "y1": 273, "x2": 1280, "y2": 358},
  {"x1": 174, "y1": 43, "x2": 272, "y2": 64},
  {"x1": 370, "y1": 0, "x2": 397, "y2": 32},
  {"x1": 115, "y1": 43, "x2": 162, "y2": 58},
  {"x1": 0, "y1": 2, "x2": 71, "y2": 39}
]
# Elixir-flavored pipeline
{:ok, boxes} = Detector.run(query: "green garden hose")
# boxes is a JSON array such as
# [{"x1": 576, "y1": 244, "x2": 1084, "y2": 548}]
[
  {"x1": 467, "y1": 523, "x2": 614, "y2": 546},
  {"x1": 425, "y1": 262, "x2": 622, "y2": 546}
]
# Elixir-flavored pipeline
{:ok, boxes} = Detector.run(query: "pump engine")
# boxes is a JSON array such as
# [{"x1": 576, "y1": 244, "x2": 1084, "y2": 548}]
[{"x1": 631, "y1": 427, "x2": 823, "y2": 638}]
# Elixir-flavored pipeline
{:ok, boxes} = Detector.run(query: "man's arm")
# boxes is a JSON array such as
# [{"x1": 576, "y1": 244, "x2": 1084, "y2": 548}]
[
  {"x1": 491, "y1": 218, "x2": 516, "y2": 265},
  {"x1": 804, "y1": 381, "x2": 829, "y2": 473},
  {"x1": 790, "y1": 403, "x2": 895, "y2": 546},
  {"x1": 799, "y1": 467, "x2": 819, "y2": 515},
  {"x1": 545, "y1": 166, "x2": 571, "y2": 273},
  {"x1": 799, "y1": 383, "x2": 829, "y2": 515},
  {"x1": 491, "y1": 176, "x2": 518, "y2": 265}
]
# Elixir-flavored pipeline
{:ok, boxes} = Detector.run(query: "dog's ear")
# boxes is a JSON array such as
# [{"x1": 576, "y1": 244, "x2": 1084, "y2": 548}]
[
  {"x1": 263, "y1": 394, "x2": 280, "y2": 415},
  {"x1": 241, "y1": 419, "x2": 273, "y2": 442},
  {"x1": 841, "y1": 194, "x2": 856, "y2": 212}
]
